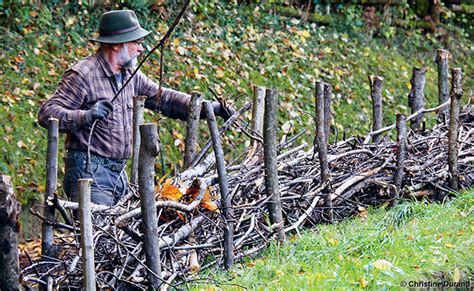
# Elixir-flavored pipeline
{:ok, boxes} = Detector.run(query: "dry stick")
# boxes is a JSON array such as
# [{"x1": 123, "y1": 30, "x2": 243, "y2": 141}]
[
  {"x1": 41, "y1": 118, "x2": 58, "y2": 259},
  {"x1": 78, "y1": 178, "x2": 96, "y2": 291},
  {"x1": 323, "y1": 83, "x2": 333, "y2": 141},
  {"x1": 368, "y1": 75, "x2": 384, "y2": 143},
  {"x1": 138, "y1": 123, "x2": 162, "y2": 289},
  {"x1": 184, "y1": 92, "x2": 203, "y2": 169},
  {"x1": 436, "y1": 49, "x2": 450, "y2": 122},
  {"x1": 408, "y1": 67, "x2": 426, "y2": 131},
  {"x1": 448, "y1": 68, "x2": 463, "y2": 191},
  {"x1": 363, "y1": 99, "x2": 450, "y2": 144},
  {"x1": 315, "y1": 82, "x2": 333, "y2": 223},
  {"x1": 391, "y1": 114, "x2": 407, "y2": 207},
  {"x1": 0, "y1": 174, "x2": 20, "y2": 291},
  {"x1": 263, "y1": 89, "x2": 285, "y2": 241},
  {"x1": 204, "y1": 101, "x2": 234, "y2": 269},
  {"x1": 131, "y1": 96, "x2": 147, "y2": 185},
  {"x1": 243, "y1": 85, "x2": 266, "y2": 166}
]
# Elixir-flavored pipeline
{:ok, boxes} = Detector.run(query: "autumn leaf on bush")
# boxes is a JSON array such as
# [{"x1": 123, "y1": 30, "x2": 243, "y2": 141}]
[
  {"x1": 156, "y1": 178, "x2": 183, "y2": 201},
  {"x1": 185, "y1": 182, "x2": 219, "y2": 212}
]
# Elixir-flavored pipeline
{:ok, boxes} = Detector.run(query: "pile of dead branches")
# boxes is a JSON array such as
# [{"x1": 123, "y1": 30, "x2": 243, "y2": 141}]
[{"x1": 21, "y1": 107, "x2": 472, "y2": 289}]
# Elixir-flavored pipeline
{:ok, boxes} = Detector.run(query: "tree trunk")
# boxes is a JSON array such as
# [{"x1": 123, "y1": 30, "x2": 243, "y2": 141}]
[
  {"x1": 448, "y1": 68, "x2": 463, "y2": 191},
  {"x1": 408, "y1": 67, "x2": 426, "y2": 131},
  {"x1": 436, "y1": 49, "x2": 450, "y2": 122},
  {"x1": 323, "y1": 83, "x2": 333, "y2": 142},
  {"x1": 184, "y1": 92, "x2": 203, "y2": 169},
  {"x1": 138, "y1": 123, "x2": 162, "y2": 288},
  {"x1": 368, "y1": 75, "x2": 384, "y2": 143},
  {"x1": 0, "y1": 174, "x2": 20, "y2": 291},
  {"x1": 131, "y1": 95, "x2": 147, "y2": 185},
  {"x1": 78, "y1": 178, "x2": 96, "y2": 291},
  {"x1": 392, "y1": 114, "x2": 407, "y2": 206}
]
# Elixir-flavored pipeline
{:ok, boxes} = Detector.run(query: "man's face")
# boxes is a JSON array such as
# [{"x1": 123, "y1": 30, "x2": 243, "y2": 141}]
[{"x1": 117, "y1": 39, "x2": 144, "y2": 70}]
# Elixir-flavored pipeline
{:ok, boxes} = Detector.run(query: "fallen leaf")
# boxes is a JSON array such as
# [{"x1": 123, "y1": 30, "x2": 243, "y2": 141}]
[{"x1": 372, "y1": 259, "x2": 393, "y2": 271}]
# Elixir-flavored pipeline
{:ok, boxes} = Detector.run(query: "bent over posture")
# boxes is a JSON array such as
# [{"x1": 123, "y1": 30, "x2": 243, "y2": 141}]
[{"x1": 38, "y1": 10, "x2": 229, "y2": 206}]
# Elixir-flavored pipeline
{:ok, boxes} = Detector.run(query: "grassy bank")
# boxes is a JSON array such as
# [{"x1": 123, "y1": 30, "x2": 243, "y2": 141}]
[{"x1": 193, "y1": 191, "x2": 473, "y2": 289}]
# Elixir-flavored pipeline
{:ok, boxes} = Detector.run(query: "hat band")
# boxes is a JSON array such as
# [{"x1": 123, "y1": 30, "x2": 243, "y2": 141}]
[{"x1": 100, "y1": 24, "x2": 140, "y2": 36}]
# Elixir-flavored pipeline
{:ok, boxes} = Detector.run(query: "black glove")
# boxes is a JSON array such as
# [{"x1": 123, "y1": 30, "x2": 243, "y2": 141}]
[
  {"x1": 85, "y1": 100, "x2": 114, "y2": 124},
  {"x1": 208, "y1": 101, "x2": 235, "y2": 121}
]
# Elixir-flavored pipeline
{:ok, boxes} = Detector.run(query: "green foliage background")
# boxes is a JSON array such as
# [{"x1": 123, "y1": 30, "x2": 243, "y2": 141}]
[{"x1": 0, "y1": 1, "x2": 472, "y2": 236}]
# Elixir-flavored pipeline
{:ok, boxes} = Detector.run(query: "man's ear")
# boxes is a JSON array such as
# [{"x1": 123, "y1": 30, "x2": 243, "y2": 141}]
[{"x1": 112, "y1": 43, "x2": 122, "y2": 52}]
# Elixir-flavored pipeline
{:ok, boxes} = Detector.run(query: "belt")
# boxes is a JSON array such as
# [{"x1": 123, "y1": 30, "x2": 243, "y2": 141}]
[{"x1": 67, "y1": 150, "x2": 127, "y2": 172}]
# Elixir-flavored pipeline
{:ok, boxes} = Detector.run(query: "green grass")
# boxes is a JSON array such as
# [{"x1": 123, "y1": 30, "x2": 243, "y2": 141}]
[{"x1": 193, "y1": 191, "x2": 474, "y2": 289}]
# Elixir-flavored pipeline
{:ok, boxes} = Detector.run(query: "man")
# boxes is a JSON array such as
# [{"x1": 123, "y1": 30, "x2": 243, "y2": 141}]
[{"x1": 38, "y1": 10, "x2": 230, "y2": 206}]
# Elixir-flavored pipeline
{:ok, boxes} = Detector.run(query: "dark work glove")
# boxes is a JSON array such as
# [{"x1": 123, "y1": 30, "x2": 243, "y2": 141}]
[
  {"x1": 208, "y1": 101, "x2": 235, "y2": 121},
  {"x1": 85, "y1": 100, "x2": 114, "y2": 124}
]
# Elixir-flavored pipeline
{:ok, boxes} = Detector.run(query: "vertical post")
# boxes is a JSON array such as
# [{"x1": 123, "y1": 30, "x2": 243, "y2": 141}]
[
  {"x1": 263, "y1": 89, "x2": 285, "y2": 241},
  {"x1": 448, "y1": 68, "x2": 463, "y2": 191},
  {"x1": 203, "y1": 102, "x2": 234, "y2": 268},
  {"x1": 78, "y1": 178, "x2": 96, "y2": 291},
  {"x1": 131, "y1": 95, "x2": 147, "y2": 185},
  {"x1": 323, "y1": 83, "x2": 332, "y2": 142},
  {"x1": 392, "y1": 114, "x2": 407, "y2": 207},
  {"x1": 41, "y1": 117, "x2": 58, "y2": 258},
  {"x1": 368, "y1": 75, "x2": 384, "y2": 143},
  {"x1": 0, "y1": 174, "x2": 20, "y2": 291},
  {"x1": 436, "y1": 49, "x2": 450, "y2": 122},
  {"x1": 251, "y1": 85, "x2": 266, "y2": 147},
  {"x1": 408, "y1": 67, "x2": 426, "y2": 131},
  {"x1": 138, "y1": 123, "x2": 162, "y2": 288},
  {"x1": 184, "y1": 92, "x2": 203, "y2": 169},
  {"x1": 315, "y1": 82, "x2": 333, "y2": 222}
]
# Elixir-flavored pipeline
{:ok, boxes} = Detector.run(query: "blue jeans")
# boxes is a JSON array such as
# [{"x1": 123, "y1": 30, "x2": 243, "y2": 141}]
[{"x1": 63, "y1": 152, "x2": 128, "y2": 206}]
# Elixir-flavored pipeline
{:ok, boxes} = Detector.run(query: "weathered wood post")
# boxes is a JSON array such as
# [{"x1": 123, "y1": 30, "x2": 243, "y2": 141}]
[
  {"x1": 251, "y1": 85, "x2": 266, "y2": 147},
  {"x1": 203, "y1": 101, "x2": 234, "y2": 268},
  {"x1": 131, "y1": 95, "x2": 147, "y2": 185},
  {"x1": 436, "y1": 49, "x2": 449, "y2": 122},
  {"x1": 391, "y1": 114, "x2": 407, "y2": 207},
  {"x1": 315, "y1": 82, "x2": 333, "y2": 223},
  {"x1": 184, "y1": 92, "x2": 203, "y2": 168},
  {"x1": 0, "y1": 174, "x2": 21, "y2": 291},
  {"x1": 448, "y1": 68, "x2": 463, "y2": 191},
  {"x1": 78, "y1": 178, "x2": 96, "y2": 291},
  {"x1": 263, "y1": 89, "x2": 285, "y2": 241},
  {"x1": 368, "y1": 75, "x2": 384, "y2": 143},
  {"x1": 408, "y1": 67, "x2": 426, "y2": 131},
  {"x1": 42, "y1": 117, "x2": 58, "y2": 258},
  {"x1": 138, "y1": 123, "x2": 162, "y2": 288},
  {"x1": 323, "y1": 83, "x2": 332, "y2": 142}
]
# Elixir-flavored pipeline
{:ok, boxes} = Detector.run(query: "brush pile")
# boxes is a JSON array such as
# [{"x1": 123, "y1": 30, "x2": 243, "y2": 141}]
[{"x1": 21, "y1": 106, "x2": 473, "y2": 289}]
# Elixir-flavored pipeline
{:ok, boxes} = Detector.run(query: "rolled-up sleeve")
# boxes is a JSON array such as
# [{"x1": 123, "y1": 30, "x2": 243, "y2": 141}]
[
  {"x1": 38, "y1": 70, "x2": 89, "y2": 132},
  {"x1": 136, "y1": 71, "x2": 191, "y2": 120}
]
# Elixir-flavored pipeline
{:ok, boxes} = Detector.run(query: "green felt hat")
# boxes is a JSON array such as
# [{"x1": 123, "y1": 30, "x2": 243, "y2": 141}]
[{"x1": 92, "y1": 10, "x2": 150, "y2": 44}]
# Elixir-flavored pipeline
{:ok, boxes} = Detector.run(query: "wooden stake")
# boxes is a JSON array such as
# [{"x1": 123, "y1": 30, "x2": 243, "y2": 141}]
[
  {"x1": 392, "y1": 114, "x2": 407, "y2": 206},
  {"x1": 263, "y1": 89, "x2": 285, "y2": 240},
  {"x1": 408, "y1": 67, "x2": 426, "y2": 131},
  {"x1": 368, "y1": 75, "x2": 384, "y2": 143},
  {"x1": 0, "y1": 174, "x2": 20, "y2": 291},
  {"x1": 251, "y1": 85, "x2": 266, "y2": 146},
  {"x1": 78, "y1": 178, "x2": 96, "y2": 291},
  {"x1": 315, "y1": 82, "x2": 333, "y2": 222},
  {"x1": 323, "y1": 83, "x2": 333, "y2": 142},
  {"x1": 448, "y1": 68, "x2": 463, "y2": 191},
  {"x1": 204, "y1": 101, "x2": 234, "y2": 268},
  {"x1": 184, "y1": 92, "x2": 203, "y2": 169},
  {"x1": 42, "y1": 118, "x2": 58, "y2": 258},
  {"x1": 436, "y1": 49, "x2": 450, "y2": 122},
  {"x1": 131, "y1": 95, "x2": 147, "y2": 185},
  {"x1": 138, "y1": 123, "x2": 162, "y2": 288}
]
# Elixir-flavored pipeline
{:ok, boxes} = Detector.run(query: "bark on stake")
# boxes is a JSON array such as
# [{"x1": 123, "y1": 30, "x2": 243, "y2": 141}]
[
  {"x1": 263, "y1": 89, "x2": 285, "y2": 241},
  {"x1": 131, "y1": 95, "x2": 147, "y2": 185},
  {"x1": 138, "y1": 123, "x2": 162, "y2": 288},
  {"x1": 315, "y1": 82, "x2": 333, "y2": 222},
  {"x1": 184, "y1": 92, "x2": 203, "y2": 168},
  {"x1": 204, "y1": 101, "x2": 234, "y2": 268},
  {"x1": 78, "y1": 178, "x2": 96, "y2": 291},
  {"x1": 436, "y1": 49, "x2": 449, "y2": 122},
  {"x1": 323, "y1": 83, "x2": 333, "y2": 141},
  {"x1": 251, "y1": 85, "x2": 265, "y2": 146},
  {"x1": 392, "y1": 114, "x2": 407, "y2": 207},
  {"x1": 0, "y1": 174, "x2": 20, "y2": 291},
  {"x1": 408, "y1": 67, "x2": 426, "y2": 131},
  {"x1": 368, "y1": 75, "x2": 384, "y2": 143},
  {"x1": 42, "y1": 117, "x2": 58, "y2": 258},
  {"x1": 448, "y1": 68, "x2": 463, "y2": 191}
]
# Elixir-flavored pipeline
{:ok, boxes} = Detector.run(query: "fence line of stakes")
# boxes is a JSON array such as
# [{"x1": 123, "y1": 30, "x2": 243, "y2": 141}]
[{"x1": 3, "y1": 48, "x2": 463, "y2": 289}]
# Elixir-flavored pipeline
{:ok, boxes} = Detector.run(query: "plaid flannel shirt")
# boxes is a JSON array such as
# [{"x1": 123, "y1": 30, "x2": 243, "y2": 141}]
[{"x1": 38, "y1": 50, "x2": 191, "y2": 160}]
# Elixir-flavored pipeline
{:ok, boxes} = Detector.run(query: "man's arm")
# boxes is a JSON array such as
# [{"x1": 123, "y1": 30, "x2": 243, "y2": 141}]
[{"x1": 37, "y1": 70, "x2": 90, "y2": 132}]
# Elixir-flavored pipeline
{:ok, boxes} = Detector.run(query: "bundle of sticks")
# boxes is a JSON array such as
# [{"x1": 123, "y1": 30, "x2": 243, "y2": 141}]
[{"x1": 21, "y1": 106, "x2": 472, "y2": 289}]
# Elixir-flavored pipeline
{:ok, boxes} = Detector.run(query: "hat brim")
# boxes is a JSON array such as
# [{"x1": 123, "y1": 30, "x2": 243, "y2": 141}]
[{"x1": 91, "y1": 27, "x2": 151, "y2": 44}]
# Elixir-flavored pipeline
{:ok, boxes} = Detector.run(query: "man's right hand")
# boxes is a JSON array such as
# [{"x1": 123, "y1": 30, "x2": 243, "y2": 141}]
[{"x1": 86, "y1": 100, "x2": 114, "y2": 124}]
